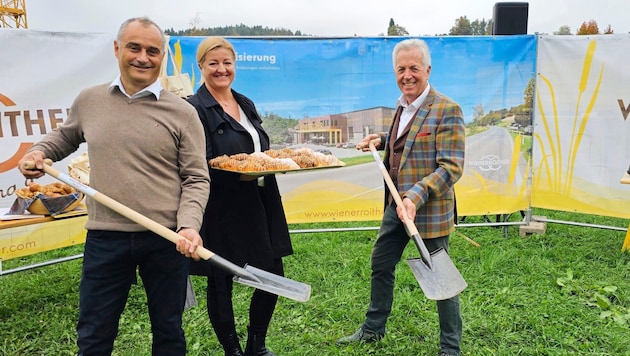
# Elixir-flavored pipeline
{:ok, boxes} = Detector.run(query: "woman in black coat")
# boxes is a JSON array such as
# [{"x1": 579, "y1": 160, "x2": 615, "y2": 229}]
[{"x1": 187, "y1": 37, "x2": 292, "y2": 356}]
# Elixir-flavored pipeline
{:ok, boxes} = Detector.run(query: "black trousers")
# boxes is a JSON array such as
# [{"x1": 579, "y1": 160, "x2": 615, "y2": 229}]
[
  {"x1": 363, "y1": 204, "x2": 462, "y2": 355},
  {"x1": 77, "y1": 230, "x2": 188, "y2": 355},
  {"x1": 206, "y1": 258, "x2": 284, "y2": 341}
]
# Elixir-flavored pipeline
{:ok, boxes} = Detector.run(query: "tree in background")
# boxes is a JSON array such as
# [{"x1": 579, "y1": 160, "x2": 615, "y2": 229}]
[
  {"x1": 165, "y1": 23, "x2": 301, "y2": 36},
  {"x1": 553, "y1": 25, "x2": 572, "y2": 35},
  {"x1": 188, "y1": 12, "x2": 205, "y2": 36},
  {"x1": 165, "y1": 15, "x2": 620, "y2": 37},
  {"x1": 470, "y1": 77, "x2": 535, "y2": 129},
  {"x1": 387, "y1": 18, "x2": 409, "y2": 36},
  {"x1": 261, "y1": 113, "x2": 298, "y2": 145},
  {"x1": 473, "y1": 103, "x2": 485, "y2": 123},
  {"x1": 603, "y1": 24, "x2": 614, "y2": 34},
  {"x1": 449, "y1": 16, "x2": 472, "y2": 35},
  {"x1": 470, "y1": 18, "x2": 492, "y2": 35},
  {"x1": 514, "y1": 78, "x2": 535, "y2": 127},
  {"x1": 484, "y1": 19, "x2": 493, "y2": 35},
  {"x1": 576, "y1": 20, "x2": 600, "y2": 35},
  {"x1": 448, "y1": 16, "x2": 492, "y2": 35}
]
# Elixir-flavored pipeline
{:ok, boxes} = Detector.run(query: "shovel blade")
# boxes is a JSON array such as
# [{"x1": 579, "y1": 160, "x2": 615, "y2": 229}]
[
  {"x1": 233, "y1": 265, "x2": 311, "y2": 303},
  {"x1": 407, "y1": 249, "x2": 467, "y2": 300}
]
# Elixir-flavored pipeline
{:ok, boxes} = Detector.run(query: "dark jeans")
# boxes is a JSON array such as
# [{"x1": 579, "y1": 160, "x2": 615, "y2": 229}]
[
  {"x1": 363, "y1": 204, "x2": 462, "y2": 355},
  {"x1": 76, "y1": 230, "x2": 188, "y2": 356}
]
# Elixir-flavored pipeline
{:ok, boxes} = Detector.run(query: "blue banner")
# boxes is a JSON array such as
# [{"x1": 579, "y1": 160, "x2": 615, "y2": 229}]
[{"x1": 170, "y1": 35, "x2": 537, "y2": 123}]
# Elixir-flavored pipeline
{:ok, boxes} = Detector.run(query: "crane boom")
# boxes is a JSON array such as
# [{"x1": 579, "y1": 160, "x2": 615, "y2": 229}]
[{"x1": 0, "y1": 0, "x2": 28, "y2": 29}]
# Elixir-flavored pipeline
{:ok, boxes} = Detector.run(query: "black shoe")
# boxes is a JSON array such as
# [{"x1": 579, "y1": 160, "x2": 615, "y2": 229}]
[
  {"x1": 336, "y1": 327, "x2": 383, "y2": 344},
  {"x1": 220, "y1": 332, "x2": 243, "y2": 356},
  {"x1": 244, "y1": 326, "x2": 275, "y2": 356},
  {"x1": 438, "y1": 352, "x2": 459, "y2": 356}
]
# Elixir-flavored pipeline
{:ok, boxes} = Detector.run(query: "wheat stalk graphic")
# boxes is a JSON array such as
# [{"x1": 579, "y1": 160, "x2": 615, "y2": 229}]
[{"x1": 535, "y1": 39, "x2": 604, "y2": 195}]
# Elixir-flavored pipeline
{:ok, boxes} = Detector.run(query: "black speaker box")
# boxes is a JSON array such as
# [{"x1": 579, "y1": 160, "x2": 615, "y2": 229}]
[{"x1": 492, "y1": 2, "x2": 529, "y2": 35}]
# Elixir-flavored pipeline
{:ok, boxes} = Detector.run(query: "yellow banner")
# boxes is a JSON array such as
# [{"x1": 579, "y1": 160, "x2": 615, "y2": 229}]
[
  {"x1": 283, "y1": 179, "x2": 383, "y2": 223},
  {"x1": 0, "y1": 216, "x2": 87, "y2": 261},
  {"x1": 534, "y1": 36, "x2": 630, "y2": 219}
]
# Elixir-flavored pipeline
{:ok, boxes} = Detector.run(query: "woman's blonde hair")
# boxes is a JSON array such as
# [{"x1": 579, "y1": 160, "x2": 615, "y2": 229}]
[{"x1": 196, "y1": 36, "x2": 236, "y2": 65}]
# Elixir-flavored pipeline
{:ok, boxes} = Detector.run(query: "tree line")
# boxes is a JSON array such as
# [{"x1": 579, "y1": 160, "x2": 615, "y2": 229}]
[
  {"x1": 389, "y1": 17, "x2": 613, "y2": 36},
  {"x1": 167, "y1": 17, "x2": 609, "y2": 145},
  {"x1": 165, "y1": 23, "x2": 302, "y2": 37},
  {"x1": 165, "y1": 15, "x2": 614, "y2": 37}
]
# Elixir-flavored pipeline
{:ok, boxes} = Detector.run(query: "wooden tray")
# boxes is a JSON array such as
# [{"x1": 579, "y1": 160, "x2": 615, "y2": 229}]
[{"x1": 212, "y1": 162, "x2": 345, "y2": 176}]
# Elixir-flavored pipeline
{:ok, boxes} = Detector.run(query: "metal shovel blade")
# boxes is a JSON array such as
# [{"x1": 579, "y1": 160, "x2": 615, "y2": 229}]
[
  {"x1": 234, "y1": 264, "x2": 312, "y2": 303},
  {"x1": 406, "y1": 248, "x2": 468, "y2": 300}
]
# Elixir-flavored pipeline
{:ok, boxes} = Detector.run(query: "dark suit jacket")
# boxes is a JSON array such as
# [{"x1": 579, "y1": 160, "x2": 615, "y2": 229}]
[{"x1": 381, "y1": 87, "x2": 465, "y2": 239}]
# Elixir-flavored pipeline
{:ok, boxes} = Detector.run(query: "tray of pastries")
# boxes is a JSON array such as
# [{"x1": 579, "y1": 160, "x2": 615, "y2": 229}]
[{"x1": 210, "y1": 147, "x2": 345, "y2": 176}]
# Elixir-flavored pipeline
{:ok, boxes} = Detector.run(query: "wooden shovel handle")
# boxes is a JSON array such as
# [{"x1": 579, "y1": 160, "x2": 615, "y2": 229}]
[
  {"x1": 24, "y1": 160, "x2": 214, "y2": 261},
  {"x1": 28, "y1": 160, "x2": 263, "y2": 281},
  {"x1": 368, "y1": 143, "x2": 419, "y2": 233},
  {"x1": 368, "y1": 143, "x2": 433, "y2": 262}
]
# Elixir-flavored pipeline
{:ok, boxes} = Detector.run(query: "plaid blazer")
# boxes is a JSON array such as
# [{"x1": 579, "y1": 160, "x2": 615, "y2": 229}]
[{"x1": 382, "y1": 87, "x2": 465, "y2": 239}]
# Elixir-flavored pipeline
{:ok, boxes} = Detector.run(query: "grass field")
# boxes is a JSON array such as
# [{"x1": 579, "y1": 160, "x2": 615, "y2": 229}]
[{"x1": 1, "y1": 207, "x2": 629, "y2": 355}]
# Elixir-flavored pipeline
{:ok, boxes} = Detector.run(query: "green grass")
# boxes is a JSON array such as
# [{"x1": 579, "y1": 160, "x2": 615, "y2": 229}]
[
  {"x1": 339, "y1": 154, "x2": 375, "y2": 166},
  {"x1": 1, "y1": 209, "x2": 629, "y2": 355}
]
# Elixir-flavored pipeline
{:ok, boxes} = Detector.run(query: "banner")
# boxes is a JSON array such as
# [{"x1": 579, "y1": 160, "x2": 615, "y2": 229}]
[
  {"x1": 0, "y1": 29, "x2": 117, "y2": 210},
  {"x1": 0, "y1": 215, "x2": 87, "y2": 261},
  {"x1": 534, "y1": 35, "x2": 630, "y2": 219},
  {"x1": 18, "y1": 31, "x2": 630, "y2": 224},
  {"x1": 170, "y1": 35, "x2": 537, "y2": 221}
]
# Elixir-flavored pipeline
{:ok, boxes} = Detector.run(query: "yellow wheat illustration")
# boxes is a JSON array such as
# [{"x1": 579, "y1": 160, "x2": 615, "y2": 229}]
[
  {"x1": 535, "y1": 39, "x2": 603, "y2": 195},
  {"x1": 173, "y1": 39, "x2": 196, "y2": 89},
  {"x1": 564, "y1": 41, "x2": 603, "y2": 192}
]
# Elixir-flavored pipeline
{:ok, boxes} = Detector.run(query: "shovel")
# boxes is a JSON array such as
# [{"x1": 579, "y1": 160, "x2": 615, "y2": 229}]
[
  {"x1": 24, "y1": 160, "x2": 311, "y2": 303},
  {"x1": 368, "y1": 143, "x2": 467, "y2": 300}
]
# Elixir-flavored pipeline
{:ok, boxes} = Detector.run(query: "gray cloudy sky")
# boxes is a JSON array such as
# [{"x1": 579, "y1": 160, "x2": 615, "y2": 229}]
[{"x1": 24, "y1": 0, "x2": 629, "y2": 36}]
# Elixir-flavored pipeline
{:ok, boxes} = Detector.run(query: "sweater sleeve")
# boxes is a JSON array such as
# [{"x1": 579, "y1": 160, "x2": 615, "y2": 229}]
[{"x1": 176, "y1": 107, "x2": 210, "y2": 232}]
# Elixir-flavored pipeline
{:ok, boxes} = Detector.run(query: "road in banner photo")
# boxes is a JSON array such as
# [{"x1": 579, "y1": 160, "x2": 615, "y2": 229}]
[{"x1": 275, "y1": 144, "x2": 379, "y2": 194}]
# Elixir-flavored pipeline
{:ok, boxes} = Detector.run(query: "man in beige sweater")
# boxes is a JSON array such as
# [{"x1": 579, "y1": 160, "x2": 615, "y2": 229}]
[{"x1": 18, "y1": 17, "x2": 209, "y2": 355}]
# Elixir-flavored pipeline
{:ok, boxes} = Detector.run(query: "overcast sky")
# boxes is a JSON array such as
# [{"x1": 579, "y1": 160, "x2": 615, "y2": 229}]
[{"x1": 24, "y1": 0, "x2": 629, "y2": 36}]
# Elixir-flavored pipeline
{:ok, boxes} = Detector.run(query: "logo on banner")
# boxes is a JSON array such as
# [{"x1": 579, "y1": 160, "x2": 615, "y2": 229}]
[
  {"x1": 1, "y1": 92, "x2": 68, "y2": 171},
  {"x1": 0, "y1": 93, "x2": 35, "y2": 174},
  {"x1": 472, "y1": 154, "x2": 508, "y2": 171}
]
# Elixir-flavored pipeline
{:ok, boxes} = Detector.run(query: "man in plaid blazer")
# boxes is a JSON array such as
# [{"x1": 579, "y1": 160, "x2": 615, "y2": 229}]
[{"x1": 337, "y1": 38, "x2": 466, "y2": 356}]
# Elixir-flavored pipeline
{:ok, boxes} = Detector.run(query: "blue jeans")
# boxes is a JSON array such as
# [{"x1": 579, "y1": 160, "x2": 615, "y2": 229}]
[
  {"x1": 76, "y1": 230, "x2": 188, "y2": 355},
  {"x1": 363, "y1": 204, "x2": 462, "y2": 355}
]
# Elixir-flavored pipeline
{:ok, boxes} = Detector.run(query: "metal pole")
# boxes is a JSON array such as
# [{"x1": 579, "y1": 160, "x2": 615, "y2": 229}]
[{"x1": 0, "y1": 254, "x2": 83, "y2": 276}]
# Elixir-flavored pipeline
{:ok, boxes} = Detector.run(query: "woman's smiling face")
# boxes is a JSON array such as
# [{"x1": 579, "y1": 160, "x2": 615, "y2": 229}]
[{"x1": 199, "y1": 47, "x2": 236, "y2": 91}]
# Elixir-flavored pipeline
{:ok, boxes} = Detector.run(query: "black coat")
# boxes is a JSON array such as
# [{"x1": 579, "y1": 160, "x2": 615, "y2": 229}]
[{"x1": 187, "y1": 85, "x2": 293, "y2": 275}]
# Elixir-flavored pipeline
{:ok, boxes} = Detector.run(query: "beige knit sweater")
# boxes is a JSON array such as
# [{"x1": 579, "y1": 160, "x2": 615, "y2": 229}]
[{"x1": 30, "y1": 84, "x2": 210, "y2": 232}]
